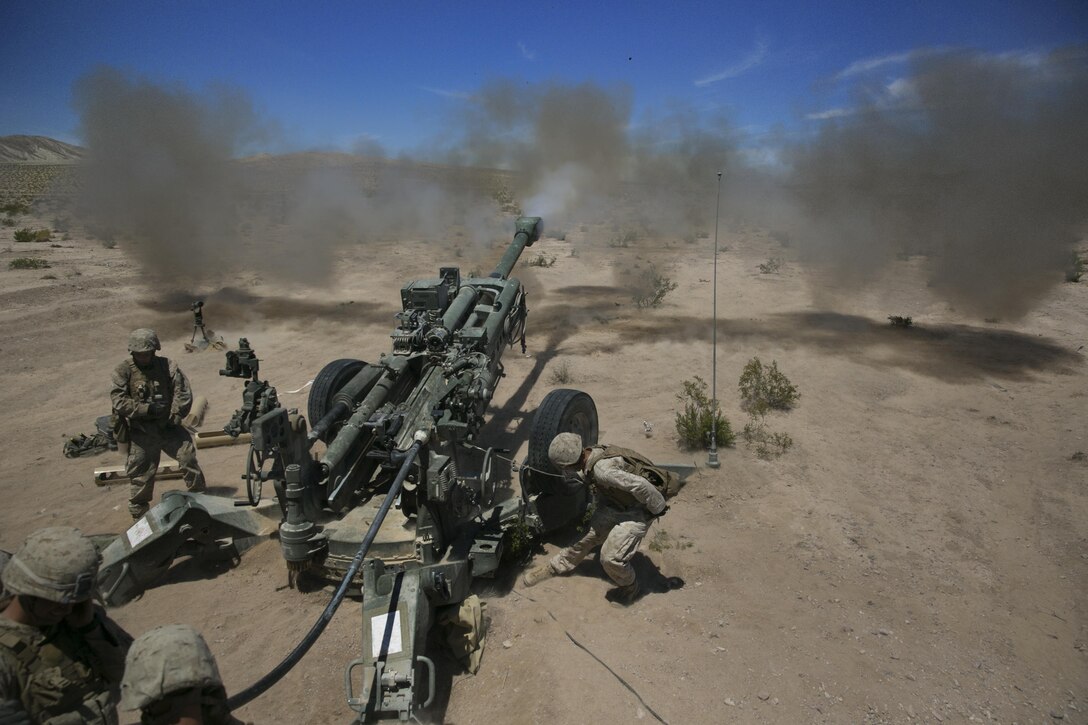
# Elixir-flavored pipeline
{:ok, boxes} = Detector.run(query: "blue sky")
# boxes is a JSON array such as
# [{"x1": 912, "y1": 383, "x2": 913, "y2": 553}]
[{"x1": 1, "y1": 0, "x2": 1085, "y2": 155}]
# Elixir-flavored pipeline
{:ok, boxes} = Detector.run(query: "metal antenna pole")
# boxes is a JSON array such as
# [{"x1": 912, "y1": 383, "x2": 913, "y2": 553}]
[{"x1": 707, "y1": 172, "x2": 723, "y2": 469}]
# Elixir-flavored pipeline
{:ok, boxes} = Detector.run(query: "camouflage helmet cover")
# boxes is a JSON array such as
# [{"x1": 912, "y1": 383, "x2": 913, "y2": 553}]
[
  {"x1": 1, "y1": 527, "x2": 99, "y2": 604},
  {"x1": 548, "y1": 432, "x2": 585, "y2": 468},
  {"x1": 120, "y1": 624, "x2": 223, "y2": 710},
  {"x1": 127, "y1": 328, "x2": 161, "y2": 353}
]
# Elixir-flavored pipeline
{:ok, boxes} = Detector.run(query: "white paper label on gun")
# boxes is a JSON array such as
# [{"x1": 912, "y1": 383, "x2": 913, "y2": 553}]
[{"x1": 370, "y1": 611, "x2": 403, "y2": 657}]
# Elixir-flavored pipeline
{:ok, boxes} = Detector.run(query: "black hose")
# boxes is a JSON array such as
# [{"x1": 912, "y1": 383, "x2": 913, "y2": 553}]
[{"x1": 226, "y1": 440, "x2": 423, "y2": 711}]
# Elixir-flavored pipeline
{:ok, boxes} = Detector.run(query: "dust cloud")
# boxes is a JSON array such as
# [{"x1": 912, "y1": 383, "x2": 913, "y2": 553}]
[
  {"x1": 441, "y1": 81, "x2": 737, "y2": 237},
  {"x1": 73, "y1": 67, "x2": 272, "y2": 282},
  {"x1": 781, "y1": 47, "x2": 1088, "y2": 318},
  {"x1": 71, "y1": 67, "x2": 505, "y2": 288},
  {"x1": 71, "y1": 50, "x2": 1088, "y2": 318}
]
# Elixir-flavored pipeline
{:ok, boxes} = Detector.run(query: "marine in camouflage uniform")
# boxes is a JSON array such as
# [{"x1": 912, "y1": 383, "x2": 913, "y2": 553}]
[
  {"x1": 522, "y1": 433, "x2": 669, "y2": 605},
  {"x1": 121, "y1": 624, "x2": 246, "y2": 725},
  {"x1": 111, "y1": 328, "x2": 206, "y2": 520},
  {"x1": 0, "y1": 527, "x2": 132, "y2": 725}
]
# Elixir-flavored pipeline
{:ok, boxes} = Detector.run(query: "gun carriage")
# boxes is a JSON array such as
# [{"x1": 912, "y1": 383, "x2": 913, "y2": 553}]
[{"x1": 98, "y1": 217, "x2": 601, "y2": 721}]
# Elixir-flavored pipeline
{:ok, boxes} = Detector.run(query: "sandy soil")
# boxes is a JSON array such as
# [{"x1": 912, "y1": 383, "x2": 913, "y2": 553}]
[{"x1": 1, "y1": 206, "x2": 1085, "y2": 725}]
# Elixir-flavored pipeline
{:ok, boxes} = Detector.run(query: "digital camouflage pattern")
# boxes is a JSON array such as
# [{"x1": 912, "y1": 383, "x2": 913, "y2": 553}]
[
  {"x1": 111, "y1": 350, "x2": 205, "y2": 518},
  {"x1": 126, "y1": 329, "x2": 160, "y2": 353},
  {"x1": 121, "y1": 624, "x2": 244, "y2": 725},
  {"x1": 0, "y1": 528, "x2": 130, "y2": 725},
  {"x1": 0, "y1": 527, "x2": 98, "y2": 604},
  {"x1": 120, "y1": 624, "x2": 221, "y2": 709},
  {"x1": 547, "y1": 432, "x2": 585, "y2": 467}
]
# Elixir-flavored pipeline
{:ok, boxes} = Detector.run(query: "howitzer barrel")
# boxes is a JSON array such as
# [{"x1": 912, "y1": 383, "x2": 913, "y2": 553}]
[
  {"x1": 491, "y1": 216, "x2": 542, "y2": 279},
  {"x1": 321, "y1": 357, "x2": 407, "y2": 474}
]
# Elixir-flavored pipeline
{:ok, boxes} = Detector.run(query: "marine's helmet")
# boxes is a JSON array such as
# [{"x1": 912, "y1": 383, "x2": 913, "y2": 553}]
[
  {"x1": 127, "y1": 328, "x2": 161, "y2": 353},
  {"x1": 120, "y1": 624, "x2": 223, "y2": 711},
  {"x1": 1, "y1": 527, "x2": 99, "y2": 604},
  {"x1": 548, "y1": 432, "x2": 585, "y2": 468}
]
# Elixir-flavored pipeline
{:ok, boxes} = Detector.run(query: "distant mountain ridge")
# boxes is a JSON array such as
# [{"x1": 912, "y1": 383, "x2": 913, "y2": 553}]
[{"x1": 0, "y1": 135, "x2": 84, "y2": 163}]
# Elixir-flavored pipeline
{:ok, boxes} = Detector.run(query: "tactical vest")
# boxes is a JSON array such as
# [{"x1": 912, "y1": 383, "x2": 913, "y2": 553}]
[
  {"x1": 585, "y1": 445, "x2": 682, "y2": 510},
  {"x1": 123, "y1": 358, "x2": 174, "y2": 429},
  {"x1": 0, "y1": 621, "x2": 118, "y2": 725}
]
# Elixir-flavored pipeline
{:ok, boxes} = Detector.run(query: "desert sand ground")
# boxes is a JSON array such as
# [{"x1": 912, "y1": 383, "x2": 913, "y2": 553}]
[{"x1": 1, "y1": 195, "x2": 1085, "y2": 725}]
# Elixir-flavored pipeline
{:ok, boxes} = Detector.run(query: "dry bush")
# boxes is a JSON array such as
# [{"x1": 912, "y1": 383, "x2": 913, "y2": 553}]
[
  {"x1": 675, "y1": 376, "x2": 734, "y2": 450},
  {"x1": 739, "y1": 358, "x2": 799, "y2": 414},
  {"x1": 632, "y1": 265, "x2": 679, "y2": 308},
  {"x1": 548, "y1": 361, "x2": 573, "y2": 385},
  {"x1": 10, "y1": 258, "x2": 50, "y2": 270}
]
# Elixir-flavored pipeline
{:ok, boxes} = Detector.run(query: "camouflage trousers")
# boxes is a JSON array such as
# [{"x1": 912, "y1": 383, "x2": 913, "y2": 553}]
[
  {"x1": 549, "y1": 503, "x2": 652, "y2": 587},
  {"x1": 126, "y1": 424, "x2": 205, "y2": 518}
]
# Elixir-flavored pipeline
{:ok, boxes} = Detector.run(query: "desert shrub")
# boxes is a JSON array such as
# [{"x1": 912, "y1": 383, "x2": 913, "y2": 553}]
[
  {"x1": 548, "y1": 361, "x2": 573, "y2": 385},
  {"x1": 675, "y1": 376, "x2": 734, "y2": 450},
  {"x1": 569, "y1": 246, "x2": 579, "y2": 258},
  {"x1": 888, "y1": 315, "x2": 913, "y2": 328},
  {"x1": 758, "y1": 257, "x2": 782, "y2": 274},
  {"x1": 527, "y1": 253, "x2": 556, "y2": 268},
  {"x1": 742, "y1": 417, "x2": 794, "y2": 460},
  {"x1": 739, "y1": 357, "x2": 799, "y2": 414},
  {"x1": 14, "y1": 228, "x2": 52, "y2": 243},
  {"x1": 51, "y1": 216, "x2": 69, "y2": 232},
  {"x1": 2, "y1": 217, "x2": 14, "y2": 227},
  {"x1": 633, "y1": 266, "x2": 679, "y2": 308},
  {"x1": 609, "y1": 229, "x2": 639, "y2": 248},
  {"x1": 41, "y1": 274, "x2": 57, "y2": 280},
  {"x1": 0, "y1": 201, "x2": 30, "y2": 216},
  {"x1": 1067, "y1": 252, "x2": 1086, "y2": 283},
  {"x1": 10, "y1": 258, "x2": 50, "y2": 270}
]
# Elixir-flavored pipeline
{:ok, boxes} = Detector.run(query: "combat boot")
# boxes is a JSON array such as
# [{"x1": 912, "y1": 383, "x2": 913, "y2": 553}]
[
  {"x1": 607, "y1": 579, "x2": 641, "y2": 606},
  {"x1": 522, "y1": 564, "x2": 556, "y2": 587}
]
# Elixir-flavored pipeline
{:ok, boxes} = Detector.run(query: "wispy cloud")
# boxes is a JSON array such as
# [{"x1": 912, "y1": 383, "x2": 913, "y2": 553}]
[
  {"x1": 694, "y1": 41, "x2": 768, "y2": 86},
  {"x1": 420, "y1": 86, "x2": 471, "y2": 100},
  {"x1": 837, "y1": 51, "x2": 914, "y2": 78},
  {"x1": 836, "y1": 46, "x2": 953, "y2": 78},
  {"x1": 805, "y1": 107, "x2": 854, "y2": 120},
  {"x1": 518, "y1": 41, "x2": 536, "y2": 61}
]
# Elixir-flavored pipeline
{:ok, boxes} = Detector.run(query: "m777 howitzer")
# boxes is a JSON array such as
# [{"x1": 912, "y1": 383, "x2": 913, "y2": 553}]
[{"x1": 96, "y1": 217, "x2": 603, "y2": 721}]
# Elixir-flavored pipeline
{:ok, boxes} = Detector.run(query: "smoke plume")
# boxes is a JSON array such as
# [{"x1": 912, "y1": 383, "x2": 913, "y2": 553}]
[
  {"x1": 782, "y1": 47, "x2": 1088, "y2": 318},
  {"x1": 73, "y1": 67, "x2": 273, "y2": 281}
]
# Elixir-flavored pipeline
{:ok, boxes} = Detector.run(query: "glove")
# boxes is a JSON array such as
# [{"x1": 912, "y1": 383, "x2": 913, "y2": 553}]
[{"x1": 148, "y1": 402, "x2": 167, "y2": 418}]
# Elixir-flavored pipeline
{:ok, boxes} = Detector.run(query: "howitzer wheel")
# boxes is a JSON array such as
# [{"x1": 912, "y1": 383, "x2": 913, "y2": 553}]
[
  {"x1": 244, "y1": 447, "x2": 278, "y2": 506},
  {"x1": 526, "y1": 389, "x2": 599, "y2": 478},
  {"x1": 521, "y1": 389, "x2": 596, "y2": 532},
  {"x1": 308, "y1": 358, "x2": 366, "y2": 441}
]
